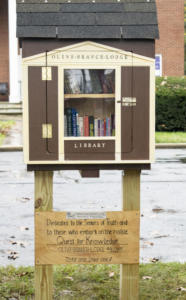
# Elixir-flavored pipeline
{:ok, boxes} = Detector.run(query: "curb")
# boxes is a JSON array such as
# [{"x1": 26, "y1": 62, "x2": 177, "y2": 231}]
[
  {"x1": 1, "y1": 144, "x2": 186, "y2": 152},
  {"x1": 0, "y1": 145, "x2": 23, "y2": 152},
  {"x1": 156, "y1": 143, "x2": 186, "y2": 149}
]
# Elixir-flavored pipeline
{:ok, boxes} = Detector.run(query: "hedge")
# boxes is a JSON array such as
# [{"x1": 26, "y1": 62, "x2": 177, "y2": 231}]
[{"x1": 156, "y1": 77, "x2": 186, "y2": 131}]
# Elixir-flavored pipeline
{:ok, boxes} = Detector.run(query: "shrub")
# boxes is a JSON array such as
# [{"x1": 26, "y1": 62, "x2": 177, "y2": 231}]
[{"x1": 156, "y1": 77, "x2": 186, "y2": 131}]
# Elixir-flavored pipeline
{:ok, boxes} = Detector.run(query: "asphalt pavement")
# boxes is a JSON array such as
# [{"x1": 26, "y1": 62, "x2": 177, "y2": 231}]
[{"x1": 0, "y1": 149, "x2": 186, "y2": 266}]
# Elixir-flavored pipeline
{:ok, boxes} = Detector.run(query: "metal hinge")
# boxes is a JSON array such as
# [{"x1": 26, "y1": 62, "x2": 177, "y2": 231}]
[
  {"x1": 42, "y1": 67, "x2": 52, "y2": 80},
  {"x1": 117, "y1": 97, "x2": 137, "y2": 106},
  {"x1": 42, "y1": 124, "x2": 52, "y2": 139}
]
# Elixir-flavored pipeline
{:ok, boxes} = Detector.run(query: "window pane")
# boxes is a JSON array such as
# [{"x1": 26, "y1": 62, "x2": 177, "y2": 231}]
[
  {"x1": 64, "y1": 69, "x2": 115, "y2": 137},
  {"x1": 64, "y1": 69, "x2": 115, "y2": 94}
]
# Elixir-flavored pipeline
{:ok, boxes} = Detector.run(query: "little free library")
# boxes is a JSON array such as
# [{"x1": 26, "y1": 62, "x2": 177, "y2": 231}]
[{"x1": 17, "y1": 0, "x2": 159, "y2": 299}]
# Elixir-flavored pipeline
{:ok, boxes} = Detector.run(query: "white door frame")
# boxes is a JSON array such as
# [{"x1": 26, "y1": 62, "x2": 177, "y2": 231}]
[{"x1": 8, "y1": 0, "x2": 21, "y2": 103}]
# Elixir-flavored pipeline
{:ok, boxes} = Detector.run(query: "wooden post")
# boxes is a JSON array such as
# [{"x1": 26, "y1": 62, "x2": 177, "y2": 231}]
[
  {"x1": 120, "y1": 169, "x2": 141, "y2": 300},
  {"x1": 35, "y1": 171, "x2": 53, "y2": 300}
]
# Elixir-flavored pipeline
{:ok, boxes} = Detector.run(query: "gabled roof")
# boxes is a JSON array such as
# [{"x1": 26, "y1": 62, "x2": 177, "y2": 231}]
[
  {"x1": 22, "y1": 41, "x2": 155, "y2": 64},
  {"x1": 17, "y1": 0, "x2": 159, "y2": 40}
]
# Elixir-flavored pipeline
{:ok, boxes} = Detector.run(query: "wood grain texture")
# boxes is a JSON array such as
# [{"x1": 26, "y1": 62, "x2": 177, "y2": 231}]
[
  {"x1": 35, "y1": 211, "x2": 140, "y2": 265},
  {"x1": 35, "y1": 171, "x2": 53, "y2": 300},
  {"x1": 123, "y1": 170, "x2": 140, "y2": 211},
  {"x1": 28, "y1": 67, "x2": 58, "y2": 161},
  {"x1": 64, "y1": 94, "x2": 115, "y2": 99},
  {"x1": 120, "y1": 169, "x2": 140, "y2": 300},
  {"x1": 35, "y1": 266, "x2": 53, "y2": 300},
  {"x1": 121, "y1": 67, "x2": 150, "y2": 161}
]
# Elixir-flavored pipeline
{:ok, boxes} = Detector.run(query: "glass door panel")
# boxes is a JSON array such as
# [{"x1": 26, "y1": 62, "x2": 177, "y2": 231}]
[{"x1": 64, "y1": 69, "x2": 115, "y2": 137}]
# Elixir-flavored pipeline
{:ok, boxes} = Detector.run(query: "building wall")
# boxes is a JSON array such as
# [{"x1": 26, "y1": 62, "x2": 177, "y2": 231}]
[
  {"x1": 156, "y1": 0, "x2": 184, "y2": 76},
  {"x1": 0, "y1": 0, "x2": 9, "y2": 101}
]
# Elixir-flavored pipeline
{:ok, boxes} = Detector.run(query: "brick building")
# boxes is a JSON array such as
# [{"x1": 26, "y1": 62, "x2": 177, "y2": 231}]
[
  {"x1": 155, "y1": 0, "x2": 184, "y2": 76},
  {"x1": 0, "y1": 0, "x2": 21, "y2": 103},
  {"x1": 0, "y1": 0, "x2": 9, "y2": 102},
  {"x1": 0, "y1": 0, "x2": 184, "y2": 103}
]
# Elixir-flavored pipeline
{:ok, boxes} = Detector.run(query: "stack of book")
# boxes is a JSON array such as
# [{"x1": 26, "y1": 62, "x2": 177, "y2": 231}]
[{"x1": 64, "y1": 108, "x2": 115, "y2": 137}]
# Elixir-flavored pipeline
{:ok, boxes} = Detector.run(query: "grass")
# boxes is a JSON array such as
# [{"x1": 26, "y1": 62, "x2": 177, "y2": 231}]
[
  {"x1": 0, "y1": 120, "x2": 15, "y2": 146},
  {"x1": 0, "y1": 263, "x2": 186, "y2": 299},
  {"x1": 0, "y1": 121, "x2": 186, "y2": 145},
  {"x1": 155, "y1": 132, "x2": 186, "y2": 144}
]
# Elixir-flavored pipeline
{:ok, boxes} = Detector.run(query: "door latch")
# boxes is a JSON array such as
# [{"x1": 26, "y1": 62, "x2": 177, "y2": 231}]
[{"x1": 117, "y1": 97, "x2": 137, "y2": 106}]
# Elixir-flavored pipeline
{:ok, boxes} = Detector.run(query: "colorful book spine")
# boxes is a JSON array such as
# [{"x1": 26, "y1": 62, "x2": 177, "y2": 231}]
[
  {"x1": 100, "y1": 120, "x2": 104, "y2": 136},
  {"x1": 76, "y1": 113, "x2": 80, "y2": 137},
  {"x1": 104, "y1": 118, "x2": 106, "y2": 136},
  {"x1": 94, "y1": 118, "x2": 98, "y2": 137},
  {"x1": 71, "y1": 108, "x2": 77, "y2": 137},
  {"x1": 111, "y1": 114, "x2": 115, "y2": 136},
  {"x1": 79, "y1": 116, "x2": 84, "y2": 136},
  {"x1": 65, "y1": 108, "x2": 72, "y2": 137},
  {"x1": 98, "y1": 119, "x2": 101, "y2": 137},
  {"x1": 84, "y1": 116, "x2": 89, "y2": 136},
  {"x1": 64, "y1": 115, "x2": 67, "y2": 137},
  {"x1": 108, "y1": 117, "x2": 111, "y2": 136},
  {"x1": 89, "y1": 116, "x2": 94, "y2": 137},
  {"x1": 106, "y1": 118, "x2": 109, "y2": 136},
  {"x1": 64, "y1": 109, "x2": 115, "y2": 137}
]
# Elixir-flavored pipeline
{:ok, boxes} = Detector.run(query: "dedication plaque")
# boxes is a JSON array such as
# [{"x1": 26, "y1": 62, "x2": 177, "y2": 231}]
[{"x1": 35, "y1": 211, "x2": 140, "y2": 265}]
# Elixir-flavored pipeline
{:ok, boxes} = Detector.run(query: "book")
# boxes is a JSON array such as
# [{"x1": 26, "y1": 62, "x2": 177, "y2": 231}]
[
  {"x1": 106, "y1": 117, "x2": 111, "y2": 136},
  {"x1": 94, "y1": 118, "x2": 98, "y2": 137},
  {"x1": 71, "y1": 108, "x2": 77, "y2": 137},
  {"x1": 104, "y1": 118, "x2": 106, "y2": 136},
  {"x1": 64, "y1": 107, "x2": 115, "y2": 137},
  {"x1": 100, "y1": 120, "x2": 104, "y2": 136},
  {"x1": 111, "y1": 114, "x2": 115, "y2": 136},
  {"x1": 64, "y1": 115, "x2": 68, "y2": 136},
  {"x1": 79, "y1": 116, "x2": 84, "y2": 136},
  {"x1": 84, "y1": 116, "x2": 89, "y2": 136},
  {"x1": 64, "y1": 115, "x2": 67, "y2": 137},
  {"x1": 98, "y1": 119, "x2": 101, "y2": 137},
  {"x1": 65, "y1": 108, "x2": 72, "y2": 136},
  {"x1": 76, "y1": 113, "x2": 80, "y2": 137},
  {"x1": 89, "y1": 116, "x2": 94, "y2": 136}
]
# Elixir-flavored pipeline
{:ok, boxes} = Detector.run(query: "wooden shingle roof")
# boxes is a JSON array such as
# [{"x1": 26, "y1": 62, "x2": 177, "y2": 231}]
[{"x1": 17, "y1": 0, "x2": 159, "y2": 39}]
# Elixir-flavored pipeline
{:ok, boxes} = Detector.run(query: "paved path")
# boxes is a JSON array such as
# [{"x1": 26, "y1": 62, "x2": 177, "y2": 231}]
[{"x1": 0, "y1": 149, "x2": 186, "y2": 266}]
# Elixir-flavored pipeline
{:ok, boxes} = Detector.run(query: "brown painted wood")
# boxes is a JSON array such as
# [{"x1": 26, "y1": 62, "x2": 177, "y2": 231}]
[
  {"x1": 121, "y1": 67, "x2": 150, "y2": 160},
  {"x1": 22, "y1": 39, "x2": 155, "y2": 59},
  {"x1": 80, "y1": 169, "x2": 100, "y2": 177},
  {"x1": 64, "y1": 140, "x2": 115, "y2": 161},
  {"x1": 46, "y1": 67, "x2": 59, "y2": 155},
  {"x1": 35, "y1": 211, "x2": 140, "y2": 265},
  {"x1": 120, "y1": 170, "x2": 140, "y2": 300},
  {"x1": 35, "y1": 171, "x2": 53, "y2": 300},
  {"x1": 27, "y1": 164, "x2": 151, "y2": 171},
  {"x1": 28, "y1": 66, "x2": 58, "y2": 161}
]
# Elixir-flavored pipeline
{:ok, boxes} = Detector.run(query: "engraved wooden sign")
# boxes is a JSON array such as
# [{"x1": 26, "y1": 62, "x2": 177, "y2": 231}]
[{"x1": 35, "y1": 211, "x2": 140, "y2": 265}]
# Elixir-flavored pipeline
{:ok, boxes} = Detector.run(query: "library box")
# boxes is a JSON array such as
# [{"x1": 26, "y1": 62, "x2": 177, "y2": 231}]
[
  {"x1": 22, "y1": 41, "x2": 155, "y2": 168},
  {"x1": 17, "y1": 0, "x2": 159, "y2": 171}
]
